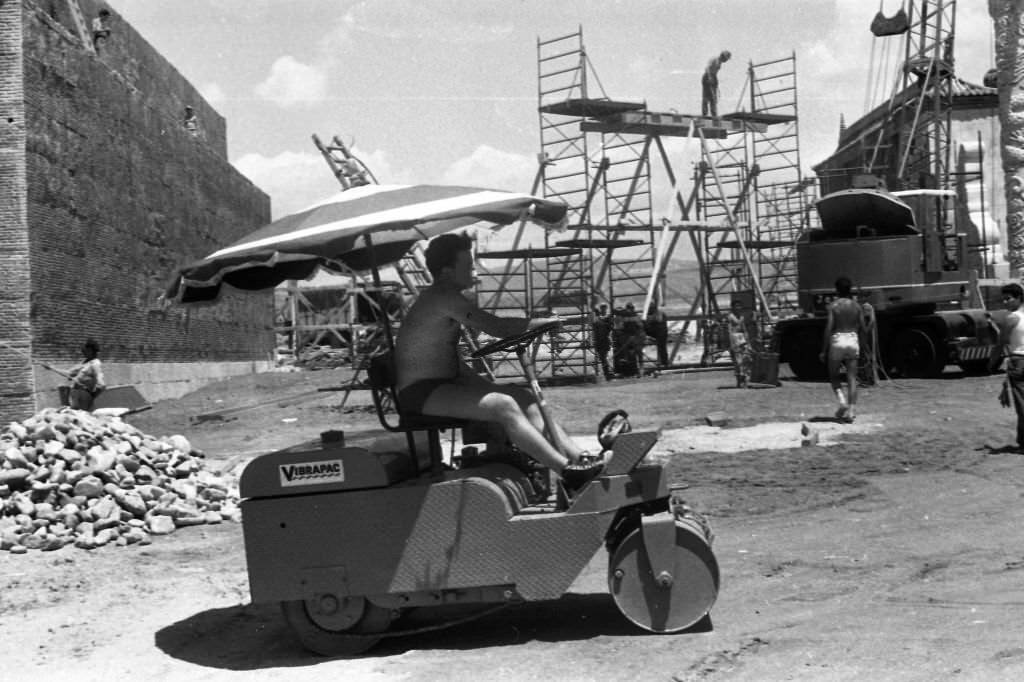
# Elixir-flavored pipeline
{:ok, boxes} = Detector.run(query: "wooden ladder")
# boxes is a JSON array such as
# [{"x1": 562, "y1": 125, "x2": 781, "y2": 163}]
[{"x1": 312, "y1": 134, "x2": 371, "y2": 189}]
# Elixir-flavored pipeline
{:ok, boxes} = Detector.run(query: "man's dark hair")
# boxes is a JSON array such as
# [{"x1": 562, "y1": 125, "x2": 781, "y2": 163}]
[
  {"x1": 1002, "y1": 282, "x2": 1024, "y2": 300},
  {"x1": 835, "y1": 276, "x2": 853, "y2": 297},
  {"x1": 424, "y1": 232, "x2": 472, "y2": 278},
  {"x1": 83, "y1": 338, "x2": 100, "y2": 354}
]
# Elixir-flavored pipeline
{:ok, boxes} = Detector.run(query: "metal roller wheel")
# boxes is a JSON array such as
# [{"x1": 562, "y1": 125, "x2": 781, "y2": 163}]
[
  {"x1": 281, "y1": 595, "x2": 395, "y2": 657},
  {"x1": 607, "y1": 522, "x2": 720, "y2": 633}
]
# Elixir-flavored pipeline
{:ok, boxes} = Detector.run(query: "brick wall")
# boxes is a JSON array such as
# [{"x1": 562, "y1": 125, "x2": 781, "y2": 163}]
[
  {"x1": 0, "y1": 1, "x2": 274, "y2": 422},
  {"x1": 1, "y1": 1, "x2": 35, "y2": 419}
]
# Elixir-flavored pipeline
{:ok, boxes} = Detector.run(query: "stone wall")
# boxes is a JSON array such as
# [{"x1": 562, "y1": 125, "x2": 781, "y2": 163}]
[{"x1": 0, "y1": 0, "x2": 274, "y2": 421}]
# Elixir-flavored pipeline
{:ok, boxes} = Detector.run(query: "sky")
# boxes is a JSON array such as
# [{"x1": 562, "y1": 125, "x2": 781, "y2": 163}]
[{"x1": 104, "y1": 0, "x2": 997, "y2": 254}]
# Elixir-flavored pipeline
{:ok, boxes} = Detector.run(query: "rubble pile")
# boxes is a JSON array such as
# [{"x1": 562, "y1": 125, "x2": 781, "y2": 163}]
[{"x1": 0, "y1": 408, "x2": 241, "y2": 554}]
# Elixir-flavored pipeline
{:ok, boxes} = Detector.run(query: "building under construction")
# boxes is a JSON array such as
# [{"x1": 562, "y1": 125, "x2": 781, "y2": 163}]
[
  {"x1": 472, "y1": 2, "x2": 1003, "y2": 381},
  {"x1": 464, "y1": 28, "x2": 808, "y2": 380},
  {"x1": 277, "y1": 28, "x2": 811, "y2": 383},
  {"x1": 276, "y1": 3, "x2": 1003, "y2": 386}
]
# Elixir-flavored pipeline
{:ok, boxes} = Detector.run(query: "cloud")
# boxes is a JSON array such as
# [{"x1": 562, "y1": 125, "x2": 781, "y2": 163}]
[
  {"x1": 232, "y1": 147, "x2": 414, "y2": 219},
  {"x1": 254, "y1": 56, "x2": 329, "y2": 108},
  {"x1": 232, "y1": 150, "x2": 346, "y2": 219},
  {"x1": 348, "y1": 148, "x2": 415, "y2": 185},
  {"x1": 440, "y1": 144, "x2": 538, "y2": 191},
  {"x1": 955, "y1": 4, "x2": 996, "y2": 82},
  {"x1": 198, "y1": 82, "x2": 226, "y2": 107},
  {"x1": 324, "y1": 0, "x2": 513, "y2": 45}
]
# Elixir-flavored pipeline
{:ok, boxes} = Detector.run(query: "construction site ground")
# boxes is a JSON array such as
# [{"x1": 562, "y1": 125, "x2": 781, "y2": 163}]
[{"x1": 4, "y1": 357, "x2": 1024, "y2": 681}]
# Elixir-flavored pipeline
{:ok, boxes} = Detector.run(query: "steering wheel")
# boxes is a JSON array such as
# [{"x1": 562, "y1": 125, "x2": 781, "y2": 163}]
[{"x1": 471, "y1": 320, "x2": 562, "y2": 358}]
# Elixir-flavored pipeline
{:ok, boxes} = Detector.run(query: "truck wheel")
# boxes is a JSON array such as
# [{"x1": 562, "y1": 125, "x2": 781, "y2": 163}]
[
  {"x1": 786, "y1": 329, "x2": 827, "y2": 381},
  {"x1": 887, "y1": 327, "x2": 944, "y2": 378}
]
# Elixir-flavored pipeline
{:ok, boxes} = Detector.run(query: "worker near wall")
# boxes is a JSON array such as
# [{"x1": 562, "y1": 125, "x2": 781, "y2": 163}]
[
  {"x1": 988, "y1": 282, "x2": 1024, "y2": 452},
  {"x1": 701, "y1": 50, "x2": 731, "y2": 118},
  {"x1": 67, "y1": 339, "x2": 106, "y2": 411},
  {"x1": 819, "y1": 277, "x2": 867, "y2": 423},
  {"x1": 91, "y1": 9, "x2": 111, "y2": 52},
  {"x1": 184, "y1": 105, "x2": 199, "y2": 136}
]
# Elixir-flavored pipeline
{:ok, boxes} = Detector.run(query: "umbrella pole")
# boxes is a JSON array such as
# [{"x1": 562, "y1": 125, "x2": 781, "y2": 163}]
[{"x1": 365, "y1": 233, "x2": 397, "y2": 354}]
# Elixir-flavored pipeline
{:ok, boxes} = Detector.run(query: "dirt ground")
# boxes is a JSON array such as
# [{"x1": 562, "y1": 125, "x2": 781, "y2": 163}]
[{"x1": 3, "y1": 359, "x2": 1024, "y2": 682}]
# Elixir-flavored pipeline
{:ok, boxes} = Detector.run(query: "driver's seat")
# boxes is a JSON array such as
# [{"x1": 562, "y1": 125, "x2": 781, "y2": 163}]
[{"x1": 367, "y1": 352, "x2": 468, "y2": 476}]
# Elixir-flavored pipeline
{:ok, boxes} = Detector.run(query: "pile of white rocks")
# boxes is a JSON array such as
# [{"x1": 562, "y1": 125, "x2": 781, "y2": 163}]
[{"x1": 0, "y1": 408, "x2": 241, "y2": 554}]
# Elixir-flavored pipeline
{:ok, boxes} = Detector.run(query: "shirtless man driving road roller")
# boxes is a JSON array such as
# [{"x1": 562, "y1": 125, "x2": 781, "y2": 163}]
[{"x1": 395, "y1": 232, "x2": 604, "y2": 489}]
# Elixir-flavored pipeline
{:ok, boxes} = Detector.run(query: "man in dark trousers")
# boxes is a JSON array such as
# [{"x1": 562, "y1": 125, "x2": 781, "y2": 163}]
[
  {"x1": 702, "y1": 50, "x2": 731, "y2": 118},
  {"x1": 988, "y1": 282, "x2": 1024, "y2": 451},
  {"x1": 819, "y1": 277, "x2": 868, "y2": 422},
  {"x1": 646, "y1": 302, "x2": 670, "y2": 367},
  {"x1": 592, "y1": 303, "x2": 612, "y2": 380}
]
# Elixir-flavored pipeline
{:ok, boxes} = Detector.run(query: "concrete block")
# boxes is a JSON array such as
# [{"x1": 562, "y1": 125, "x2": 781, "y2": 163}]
[{"x1": 705, "y1": 411, "x2": 730, "y2": 427}]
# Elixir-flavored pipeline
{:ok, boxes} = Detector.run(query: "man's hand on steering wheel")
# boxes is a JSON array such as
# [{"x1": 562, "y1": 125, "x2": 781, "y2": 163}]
[{"x1": 471, "y1": 319, "x2": 562, "y2": 358}]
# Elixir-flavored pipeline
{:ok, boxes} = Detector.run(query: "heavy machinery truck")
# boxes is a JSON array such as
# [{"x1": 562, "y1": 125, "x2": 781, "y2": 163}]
[{"x1": 774, "y1": 184, "x2": 1003, "y2": 381}]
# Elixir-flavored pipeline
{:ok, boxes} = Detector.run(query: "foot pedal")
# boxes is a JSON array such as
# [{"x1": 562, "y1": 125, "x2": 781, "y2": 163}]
[{"x1": 603, "y1": 431, "x2": 660, "y2": 476}]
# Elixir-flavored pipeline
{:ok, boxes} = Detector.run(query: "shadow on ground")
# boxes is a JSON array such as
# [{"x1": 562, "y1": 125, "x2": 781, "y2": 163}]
[{"x1": 154, "y1": 593, "x2": 711, "y2": 670}]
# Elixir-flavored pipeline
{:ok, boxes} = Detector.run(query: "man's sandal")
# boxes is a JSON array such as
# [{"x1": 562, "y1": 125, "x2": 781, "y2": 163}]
[{"x1": 562, "y1": 459, "x2": 605, "y2": 491}]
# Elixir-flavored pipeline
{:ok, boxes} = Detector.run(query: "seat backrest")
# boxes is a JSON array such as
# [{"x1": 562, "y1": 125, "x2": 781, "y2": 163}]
[
  {"x1": 366, "y1": 350, "x2": 458, "y2": 477},
  {"x1": 367, "y1": 351, "x2": 402, "y2": 431}
]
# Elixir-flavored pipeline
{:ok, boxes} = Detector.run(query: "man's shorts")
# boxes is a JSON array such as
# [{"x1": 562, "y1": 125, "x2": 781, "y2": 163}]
[
  {"x1": 830, "y1": 331, "x2": 859, "y2": 361},
  {"x1": 396, "y1": 378, "x2": 452, "y2": 414}
]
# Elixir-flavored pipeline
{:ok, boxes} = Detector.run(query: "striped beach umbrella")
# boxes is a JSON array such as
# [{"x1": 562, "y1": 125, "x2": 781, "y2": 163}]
[{"x1": 164, "y1": 184, "x2": 568, "y2": 303}]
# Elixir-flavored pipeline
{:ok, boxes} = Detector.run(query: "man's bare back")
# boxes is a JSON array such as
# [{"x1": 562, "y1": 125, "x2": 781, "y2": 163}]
[{"x1": 828, "y1": 297, "x2": 865, "y2": 334}]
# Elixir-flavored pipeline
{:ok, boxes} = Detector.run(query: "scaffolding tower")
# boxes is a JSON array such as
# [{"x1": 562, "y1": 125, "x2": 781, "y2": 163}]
[
  {"x1": 475, "y1": 28, "x2": 658, "y2": 379},
  {"x1": 698, "y1": 53, "x2": 808, "y2": 363},
  {"x1": 476, "y1": 28, "x2": 813, "y2": 378},
  {"x1": 893, "y1": 0, "x2": 956, "y2": 191},
  {"x1": 535, "y1": 30, "x2": 656, "y2": 307}
]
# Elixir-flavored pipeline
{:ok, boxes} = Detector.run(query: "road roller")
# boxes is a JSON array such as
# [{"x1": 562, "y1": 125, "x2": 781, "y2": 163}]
[{"x1": 238, "y1": 323, "x2": 719, "y2": 656}]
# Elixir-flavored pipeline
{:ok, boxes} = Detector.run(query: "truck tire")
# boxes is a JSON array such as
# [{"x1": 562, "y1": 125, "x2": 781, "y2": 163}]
[{"x1": 886, "y1": 327, "x2": 945, "y2": 378}]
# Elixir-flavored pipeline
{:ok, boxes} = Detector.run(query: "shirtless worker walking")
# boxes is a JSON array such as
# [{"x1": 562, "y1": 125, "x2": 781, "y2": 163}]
[
  {"x1": 395, "y1": 232, "x2": 605, "y2": 488},
  {"x1": 818, "y1": 276, "x2": 868, "y2": 422}
]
